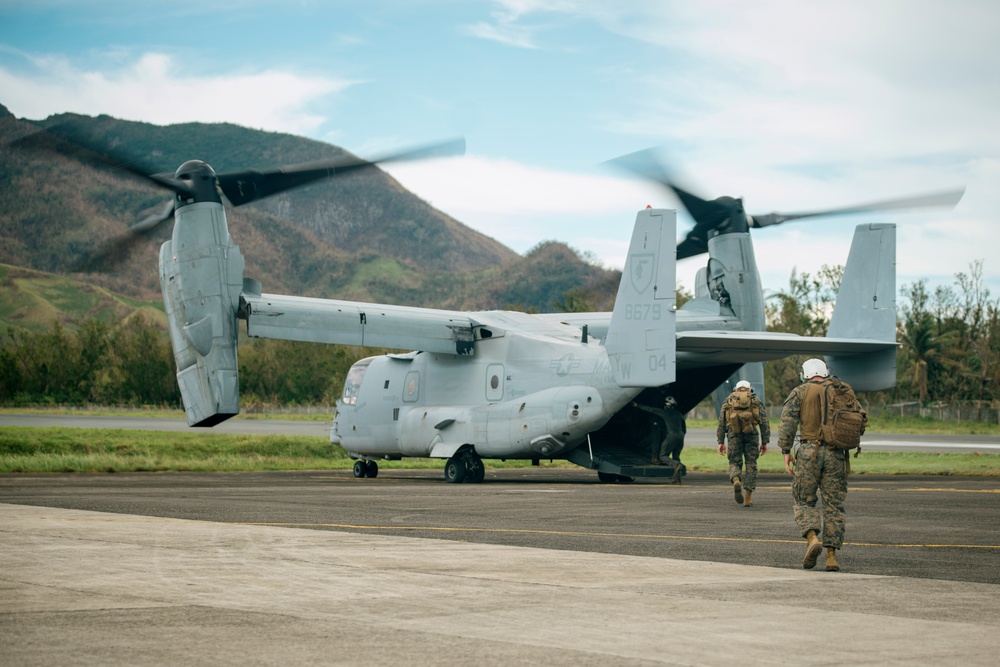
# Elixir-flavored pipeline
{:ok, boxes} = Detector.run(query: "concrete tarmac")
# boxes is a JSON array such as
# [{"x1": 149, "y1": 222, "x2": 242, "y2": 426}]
[
  {"x1": 3, "y1": 469, "x2": 1000, "y2": 666},
  {"x1": 3, "y1": 502, "x2": 1000, "y2": 667}
]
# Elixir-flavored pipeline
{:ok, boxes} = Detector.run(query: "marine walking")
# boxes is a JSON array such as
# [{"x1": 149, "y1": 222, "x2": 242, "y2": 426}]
[
  {"x1": 716, "y1": 380, "x2": 770, "y2": 506},
  {"x1": 778, "y1": 358, "x2": 867, "y2": 572}
]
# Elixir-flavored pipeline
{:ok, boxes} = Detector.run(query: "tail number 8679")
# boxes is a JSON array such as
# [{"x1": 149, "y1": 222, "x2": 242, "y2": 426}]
[{"x1": 624, "y1": 303, "x2": 662, "y2": 320}]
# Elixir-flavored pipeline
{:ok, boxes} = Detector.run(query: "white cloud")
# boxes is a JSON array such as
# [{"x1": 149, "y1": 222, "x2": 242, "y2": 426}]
[
  {"x1": 0, "y1": 51, "x2": 356, "y2": 135},
  {"x1": 384, "y1": 154, "x2": 663, "y2": 253}
]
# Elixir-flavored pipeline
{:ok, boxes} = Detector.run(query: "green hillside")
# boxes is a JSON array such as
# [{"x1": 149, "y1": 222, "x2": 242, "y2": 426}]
[{"x1": 0, "y1": 263, "x2": 165, "y2": 333}]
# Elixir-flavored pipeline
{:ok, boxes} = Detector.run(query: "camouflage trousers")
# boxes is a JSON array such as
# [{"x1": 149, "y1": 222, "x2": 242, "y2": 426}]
[
  {"x1": 792, "y1": 440, "x2": 848, "y2": 549},
  {"x1": 726, "y1": 432, "x2": 761, "y2": 491}
]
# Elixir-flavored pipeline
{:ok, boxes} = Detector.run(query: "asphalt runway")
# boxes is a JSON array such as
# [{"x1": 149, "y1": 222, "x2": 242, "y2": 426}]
[{"x1": 3, "y1": 468, "x2": 999, "y2": 584}]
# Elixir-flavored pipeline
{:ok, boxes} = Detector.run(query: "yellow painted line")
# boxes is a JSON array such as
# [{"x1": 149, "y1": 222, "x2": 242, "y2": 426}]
[{"x1": 236, "y1": 521, "x2": 1000, "y2": 550}]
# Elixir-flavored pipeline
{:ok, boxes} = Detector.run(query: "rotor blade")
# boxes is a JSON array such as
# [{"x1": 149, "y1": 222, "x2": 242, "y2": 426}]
[
  {"x1": 72, "y1": 201, "x2": 175, "y2": 272},
  {"x1": 72, "y1": 231, "x2": 153, "y2": 273},
  {"x1": 603, "y1": 147, "x2": 675, "y2": 185},
  {"x1": 749, "y1": 189, "x2": 966, "y2": 228},
  {"x1": 604, "y1": 147, "x2": 734, "y2": 232},
  {"x1": 677, "y1": 236, "x2": 709, "y2": 261},
  {"x1": 9, "y1": 124, "x2": 197, "y2": 199},
  {"x1": 217, "y1": 137, "x2": 466, "y2": 207},
  {"x1": 131, "y1": 199, "x2": 176, "y2": 233}
]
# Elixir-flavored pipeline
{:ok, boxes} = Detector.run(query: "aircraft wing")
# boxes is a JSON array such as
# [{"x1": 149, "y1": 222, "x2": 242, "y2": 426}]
[
  {"x1": 241, "y1": 293, "x2": 481, "y2": 355},
  {"x1": 675, "y1": 330, "x2": 896, "y2": 366}
]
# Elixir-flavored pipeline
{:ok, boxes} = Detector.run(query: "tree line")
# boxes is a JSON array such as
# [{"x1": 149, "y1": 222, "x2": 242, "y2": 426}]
[
  {"x1": 764, "y1": 260, "x2": 999, "y2": 407},
  {"x1": 0, "y1": 316, "x2": 364, "y2": 408},
  {"x1": 2, "y1": 262, "x2": 997, "y2": 409}
]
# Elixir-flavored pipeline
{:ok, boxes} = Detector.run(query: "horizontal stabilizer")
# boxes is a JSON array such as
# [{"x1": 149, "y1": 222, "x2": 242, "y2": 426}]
[{"x1": 675, "y1": 330, "x2": 896, "y2": 366}]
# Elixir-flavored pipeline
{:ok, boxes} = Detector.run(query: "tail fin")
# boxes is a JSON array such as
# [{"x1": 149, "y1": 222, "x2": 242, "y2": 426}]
[
  {"x1": 605, "y1": 208, "x2": 677, "y2": 387},
  {"x1": 827, "y1": 223, "x2": 896, "y2": 391}
]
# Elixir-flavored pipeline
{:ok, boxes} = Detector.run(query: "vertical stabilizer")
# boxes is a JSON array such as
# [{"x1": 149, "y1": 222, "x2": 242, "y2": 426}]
[
  {"x1": 605, "y1": 208, "x2": 677, "y2": 387},
  {"x1": 827, "y1": 223, "x2": 897, "y2": 391}
]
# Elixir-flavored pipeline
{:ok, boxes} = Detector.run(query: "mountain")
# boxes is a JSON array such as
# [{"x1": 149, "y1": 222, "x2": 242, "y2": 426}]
[{"x1": 0, "y1": 103, "x2": 619, "y2": 313}]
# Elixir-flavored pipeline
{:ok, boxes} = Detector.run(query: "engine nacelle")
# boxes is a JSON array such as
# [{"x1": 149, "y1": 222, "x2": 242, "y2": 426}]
[{"x1": 159, "y1": 202, "x2": 244, "y2": 426}]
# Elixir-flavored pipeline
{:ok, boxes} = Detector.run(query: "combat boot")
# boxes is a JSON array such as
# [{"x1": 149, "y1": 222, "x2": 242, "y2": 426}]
[
  {"x1": 743, "y1": 490, "x2": 753, "y2": 507},
  {"x1": 826, "y1": 548, "x2": 840, "y2": 572},
  {"x1": 732, "y1": 476, "x2": 743, "y2": 504},
  {"x1": 803, "y1": 530, "x2": 822, "y2": 569}
]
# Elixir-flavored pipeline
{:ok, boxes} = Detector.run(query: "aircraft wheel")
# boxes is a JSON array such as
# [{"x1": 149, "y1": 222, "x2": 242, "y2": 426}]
[
  {"x1": 365, "y1": 460, "x2": 379, "y2": 478},
  {"x1": 353, "y1": 460, "x2": 367, "y2": 478},
  {"x1": 444, "y1": 457, "x2": 467, "y2": 483},
  {"x1": 597, "y1": 472, "x2": 617, "y2": 483},
  {"x1": 616, "y1": 475, "x2": 635, "y2": 483},
  {"x1": 467, "y1": 456, "x2": 485, "y2": 484}
]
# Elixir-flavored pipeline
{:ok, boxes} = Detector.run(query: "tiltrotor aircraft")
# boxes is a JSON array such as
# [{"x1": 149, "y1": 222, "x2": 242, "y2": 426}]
[{"x1": 16, "y1": 129, "x2": 962, "y2": 483}]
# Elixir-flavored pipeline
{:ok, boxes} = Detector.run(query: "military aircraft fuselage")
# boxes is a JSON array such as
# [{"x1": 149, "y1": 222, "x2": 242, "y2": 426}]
[{"x1": 331, "y1": 314, "x2": 632, "y2": 462}]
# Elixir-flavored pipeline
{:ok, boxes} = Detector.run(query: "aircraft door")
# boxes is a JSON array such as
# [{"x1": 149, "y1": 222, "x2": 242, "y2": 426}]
[{"x1": 485, "y1": 364, "x2": 504, "y2": 402}]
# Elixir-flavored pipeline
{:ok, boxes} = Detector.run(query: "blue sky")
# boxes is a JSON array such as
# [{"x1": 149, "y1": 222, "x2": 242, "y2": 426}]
[{"x1": 2, "y1": 0, "x2": 998, "y2": 301}]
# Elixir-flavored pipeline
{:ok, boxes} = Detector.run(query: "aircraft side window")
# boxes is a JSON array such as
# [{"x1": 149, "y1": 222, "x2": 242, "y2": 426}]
[
  {"x1": 486, "y1": 364, "x2": 504, "y2": 402},
  {"x1": 403, "y1": 371, "x2": 419, "y2": 403}
]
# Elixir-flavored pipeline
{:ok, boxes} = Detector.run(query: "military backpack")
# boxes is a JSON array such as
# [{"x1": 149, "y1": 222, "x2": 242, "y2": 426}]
[
  {"x1": 725, "y1": 390, "x2": 758, "y2": 434},
  {"x1": 818, "y1": 377, "x2": 868, "y2": 451}
]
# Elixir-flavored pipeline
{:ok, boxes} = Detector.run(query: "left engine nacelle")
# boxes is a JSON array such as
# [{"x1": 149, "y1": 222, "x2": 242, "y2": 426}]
[{"x1": 159, "y1": 202, "x2": 245, "y2": 426}]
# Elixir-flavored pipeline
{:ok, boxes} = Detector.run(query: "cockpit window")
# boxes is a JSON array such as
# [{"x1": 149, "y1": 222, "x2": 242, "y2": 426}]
[{"x1": 342, "y1": 358, "x2": 373, "y2": 406}]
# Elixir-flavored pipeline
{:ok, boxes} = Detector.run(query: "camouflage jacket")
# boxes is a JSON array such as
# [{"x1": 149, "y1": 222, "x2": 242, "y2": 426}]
[
  {"x1": 716, "y1": 392, "x2": 771, "y2": 444},
  {"x1": 778, "y1": 381, "x2": 820, "y2": 454}
]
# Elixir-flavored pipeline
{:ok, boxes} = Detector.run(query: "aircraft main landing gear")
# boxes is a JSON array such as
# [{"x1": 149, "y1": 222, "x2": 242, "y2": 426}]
[
  {"x1": 353, "y1": 460, "x2": 379, "y2": 478},
  {"x1": 444, "y1": 450, "x2": 485, "y2": 484}
]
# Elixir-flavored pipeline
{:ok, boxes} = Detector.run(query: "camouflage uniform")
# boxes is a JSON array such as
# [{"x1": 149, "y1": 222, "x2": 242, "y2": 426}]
[
  {"x1": 778, "y1": 381, "x2": 849, "y2": 549},
  {"x1": 716, "y1": 392, "x2": 771, "y2": 492}
]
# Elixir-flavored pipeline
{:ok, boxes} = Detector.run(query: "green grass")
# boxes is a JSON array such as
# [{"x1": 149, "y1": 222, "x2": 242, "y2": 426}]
[
  {"x1": 1, "y1": 425, "x2": 999, "y2": 475},
  {"x1": 0, "y1": 428, "x2": 346, "y2": 472},
  {"x1": 676, "y1": 447, "x2": 1000, "y2": 476}
]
